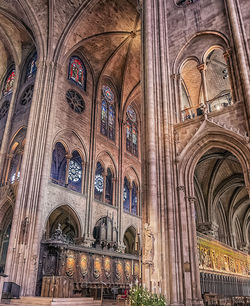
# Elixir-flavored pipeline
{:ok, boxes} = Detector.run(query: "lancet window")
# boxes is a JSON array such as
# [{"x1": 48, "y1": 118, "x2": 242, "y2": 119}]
[
  {"x1": 26, "y1": 53, "x2": 37, "y2": 81},
  {"x1": 68, "y1": 56, "x2": 87, "y2": 90},
  {"x1": 123, "y1": 178, "x2": 139, "y2": 215},
  {"x1": 126, "y1": 105, "x2": 138, "y2": 156},
  {"x1": 68, "y1": 151, "x2": 83, "y2": 193},
  {"x1": 105, "y1": 168, "x2": 113, "y2": 205},
  {"x1": 123, "y1": 177, "x2": 130, "y2": 213},
  {"x1": 50, "y1": 143, "x2": 84, "y2": 193},
  {"x1": 94, "y1": 162, "x2": 104, "y2": 201},
  {"x1": 100, "y1": 85, "x2": 115, "y2": 141},
  {"x1": 50, "y1": 142, "x2": 67, "y2": 186},
  {"x1": 2, "y1": 69, "x2": 15, "y2": 97}
]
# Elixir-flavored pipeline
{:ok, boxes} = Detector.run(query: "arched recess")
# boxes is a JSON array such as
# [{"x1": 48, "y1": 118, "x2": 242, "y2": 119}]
[
  {"x1": 123, "y1": 226, "x2": 139, "y2": 255},
  {"x1": 178, "y1": 127, "x2": 250, "y2": 252},
  {"x1": 0, "y1": 202, "x2": 13, "y2": 273},
  {"x1": 45, "y1": 205, "x2": 81, "y2": 242}
]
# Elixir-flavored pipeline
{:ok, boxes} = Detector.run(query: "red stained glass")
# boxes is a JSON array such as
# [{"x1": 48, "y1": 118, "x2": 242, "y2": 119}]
[
  {"x1": 69, "y1": 57, "x2": 85, "y2": 88},
  {"x1": 3, "y1": 70, "x2": 15, "y2": 96}
]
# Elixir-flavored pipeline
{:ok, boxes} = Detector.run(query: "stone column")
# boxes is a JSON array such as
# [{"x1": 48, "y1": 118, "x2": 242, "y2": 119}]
[
  {"x1": 187, "y1": 196, "x2": 203, "y2": 304},
  {"x1": 65, "y1": 154, "x2": 71, "y2": 186},
  {"x1": 142, "y1": 0, "x2": 160, "y2": 292},
  {"x1": 3, "y1": 60, "x2": 57, "y2": 295},
  {"x1": 197, "y1": 63, "x2": 209, "y2": 116},
  {"x1": 226, "y1": 0, "x2": 250, "y2": 130}
]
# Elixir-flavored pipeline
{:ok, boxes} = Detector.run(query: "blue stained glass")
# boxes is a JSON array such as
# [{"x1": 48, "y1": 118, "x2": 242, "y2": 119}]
[
  {"x1": 68, "y1": 151, "x2": 82, "y2": 193},
  {"x1": 95, "y1": 162, "x2": 104, "y2": 200},
  {"x1": 102, "y1": 100, "x2": 107, "y2": 120},
  {"x1": 108, "y1": 106, "x2": 114, "y2": 126},
  {"x1": 131, "y1": 182, "x2": 138, "y2": 215},
  {"x1": 101, "y1": 85, "x2": 115, "y2": 140},
  {"x1": 50, "y1": 142, "x2": 67, "y2": 186},
  {"x1": 123, "y1": 177, "x2": 130, "y2": 212},
  {"x1": 126, "y1": 105, "x2": 138, "y2": 156},
  {"x1": 105, "y1": 168, "x2": 113, "y2": 205},
  {"x1": 132, "y1": 126, "x2": 137, "y2": 144},
  {"x1": 26, "y1": 53, "x2": 37, "y2": 80}
]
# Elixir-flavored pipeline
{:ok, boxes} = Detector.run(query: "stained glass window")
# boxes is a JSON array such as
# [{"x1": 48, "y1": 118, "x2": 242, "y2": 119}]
[
  {"x1": 8, "y1": 153, "x2": 21, "y2": 184},
  {"x1": 50, "y1": 142, "x2": 67, "y2": 186},
  {"x1": 68, "y1": 56, "x2": 86, "y2": 90},
  {"x1": 68, "y1": 151, "x2": 82, "y2": 193},
  {"x1": 3, "y1": 70, "x2": 15, "y2": 96},
  {"x1": 94, "y1": 162, "x2": 104, "y2": 201},
  {"x1": 131, "y1": 182, "x2": 138, "y2": 215},
  {"x1": 126, "y1": 106, "x2": 138, "y2": 156},
  {"x1": 100, "y1": 85, "x2": 115, "y2": 141},
  {"x1": 26, "y1": 53, "x2": 37, "y2": 80},
  {"x1": 105, "y1": 168, "x2": 113, "y2": 205},
  {"x1": 123, "y1": 177, "x2": 130, "y2": 213}
]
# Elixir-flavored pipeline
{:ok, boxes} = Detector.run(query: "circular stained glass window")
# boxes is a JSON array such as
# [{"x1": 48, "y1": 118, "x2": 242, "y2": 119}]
[
  {"x1": 102, "y1": 85, "x2": 114, "y2": 103},
  {"x1": 127, "y1": 106, "x2": 136, "y2": 122},
  {"x1": 0, "y1": 100, "x2": 10, "y2": 120},
  {"x1": 20, "y1": 85, "x2": 34, "y2": 105},
  {"x1": 68, "y1": 160, "x2": 82, "y2": 182},
  {"x1": 95, "y1": 174, "x2": 104, "y2": 193},
  {"x1": 66, "y1": 89, "x2": 85, "y2": 113}
]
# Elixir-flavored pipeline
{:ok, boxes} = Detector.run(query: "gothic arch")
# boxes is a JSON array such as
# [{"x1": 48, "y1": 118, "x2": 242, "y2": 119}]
[
  {"x1": 45, "y1": 204, "x2": 82, "y2": 240},
  {"x1": 173, "y1": 31, "x2": 230, "y2": 74},
  {"x1": 177, "y1": 128, "x2": 250, "y2": 194}
]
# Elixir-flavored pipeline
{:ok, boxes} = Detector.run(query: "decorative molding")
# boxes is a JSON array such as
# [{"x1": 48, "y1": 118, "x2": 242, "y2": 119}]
[{"x1": 207, "y1": 117, "x2": 249, "y2": 142}]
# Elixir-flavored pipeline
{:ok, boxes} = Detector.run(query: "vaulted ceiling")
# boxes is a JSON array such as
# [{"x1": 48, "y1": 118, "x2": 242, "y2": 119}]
[
  {"x1": 63, "y1": 0, "x2": 141, "y2": 108},
  {"x1": 195, "y1": 148, "x2": 250, "y2": 251}
]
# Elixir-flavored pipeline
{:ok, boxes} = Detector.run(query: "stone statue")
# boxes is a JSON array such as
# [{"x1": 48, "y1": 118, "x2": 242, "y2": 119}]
[{"x1": 143, "y1": 223, "x2": 154, "y2": 263}]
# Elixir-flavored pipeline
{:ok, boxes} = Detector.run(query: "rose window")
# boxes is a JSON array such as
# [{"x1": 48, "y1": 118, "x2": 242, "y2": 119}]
[
  {"x1": 20, "y1": 85, "x2": 34, "y2": 105},
  {"x1": 0, "y1": 100, "x2": 10, "y2": 120},
  {"x1": 68, "y1": 160, "x2": 82, "y2": 182},
  {"x1": 95, "y1": 174, "x2": 104, "y2": 193},
  {"x1": 66, "y1": 89, "x2": 85, "y2": 114}
]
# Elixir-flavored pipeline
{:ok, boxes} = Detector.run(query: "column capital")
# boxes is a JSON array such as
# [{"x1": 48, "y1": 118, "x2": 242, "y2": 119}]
[
  {"x1": 197, "y1": 63, "x2": 207, "y2": 72},
  {"x1": 65, "y1": 154, "x2": 72, "y2": 160}
]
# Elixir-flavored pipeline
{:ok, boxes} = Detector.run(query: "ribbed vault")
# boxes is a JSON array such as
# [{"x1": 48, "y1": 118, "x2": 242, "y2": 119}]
[{"x1": 194, "y1": 148, "x2": 250, "y2": 252}]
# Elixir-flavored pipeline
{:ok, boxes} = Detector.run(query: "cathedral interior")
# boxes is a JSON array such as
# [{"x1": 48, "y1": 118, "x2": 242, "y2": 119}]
[{"x1": 0, "y1": 0, "x2": 249, "y2": 305}]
